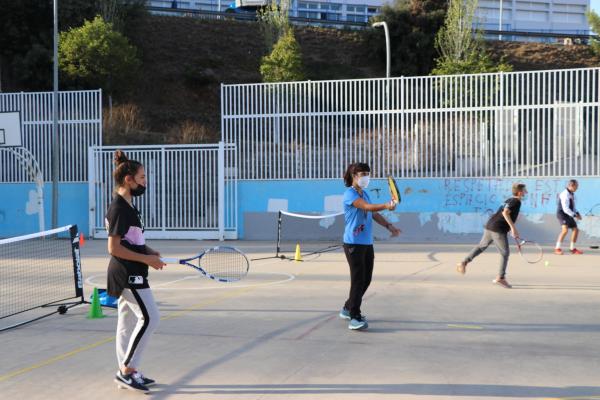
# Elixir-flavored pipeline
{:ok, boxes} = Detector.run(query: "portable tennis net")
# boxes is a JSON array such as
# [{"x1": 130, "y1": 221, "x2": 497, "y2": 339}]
[{"x1": 0, "y1": 225, "x2": 84, "y2": 331}]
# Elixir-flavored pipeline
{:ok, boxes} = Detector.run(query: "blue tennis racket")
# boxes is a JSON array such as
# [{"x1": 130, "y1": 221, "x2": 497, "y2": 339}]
[{"x1": 161, "y1": 246, "x2": 249, "y2": 282}]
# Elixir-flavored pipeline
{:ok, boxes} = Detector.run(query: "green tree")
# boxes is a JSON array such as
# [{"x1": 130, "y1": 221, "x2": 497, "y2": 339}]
[
  {"x1": 431, "y1": 0, "x2": 511, "y2": 75},
  {"x1": 587, "y1": 10, "x2": 600, "y2": 55},
  {"x1": 260, "y1": 30, "x2": 305, "y2": 82},
  {"x1": 257, "y1": 0, "x2": 291, "y2": 53},
  {"x1": 59, "y1": 16, "x2": 141, "y2": 94},
  {"x1": 370, "y1": 0, "x2": 447, "y2": 76}
]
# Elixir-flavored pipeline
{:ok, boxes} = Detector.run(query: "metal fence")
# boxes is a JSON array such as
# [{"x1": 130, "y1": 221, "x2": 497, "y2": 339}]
[
  {"x1": 222, "y1": 67, "x2": 600, "y2": 180},
  {"x1": 0, "y1": 90, "x2": 102, "y2": 183},
  {"x1": 88, "y1": 143, "x2": 237, "y2": 239}
]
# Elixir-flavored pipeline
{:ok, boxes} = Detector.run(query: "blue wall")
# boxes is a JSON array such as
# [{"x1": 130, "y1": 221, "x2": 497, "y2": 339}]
[
  {"x1": 0, "y1": 183, "x2": 88, "y2": 237},
  {"x1": 3, "y1": 178, "x2": 600, "y2": 241},
  {"x1": 238, "y1": 177, "x2": 600, "y2": 241}
]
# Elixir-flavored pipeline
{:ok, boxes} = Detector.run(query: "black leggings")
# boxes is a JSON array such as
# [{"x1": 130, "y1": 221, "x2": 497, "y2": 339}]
[{"x1": 343, "y1": 244, "x2": 374, "y2": 319}]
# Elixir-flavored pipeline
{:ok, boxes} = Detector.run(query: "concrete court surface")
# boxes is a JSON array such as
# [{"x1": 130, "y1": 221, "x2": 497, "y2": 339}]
[{"x1": 1, "y1": 239, "x2": 600, "y2": 400}]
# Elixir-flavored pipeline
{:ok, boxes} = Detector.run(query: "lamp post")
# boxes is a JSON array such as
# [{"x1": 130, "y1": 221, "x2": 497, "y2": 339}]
[
  {"x1": 499, "y1": 0, "x2": 503, "y2": 41},
  {"x1": 372, "y1": 21, "x2": 390, "y2": 78},
  {"x1": 52, "y1": 0, "x2": 59, "y2": 228}
]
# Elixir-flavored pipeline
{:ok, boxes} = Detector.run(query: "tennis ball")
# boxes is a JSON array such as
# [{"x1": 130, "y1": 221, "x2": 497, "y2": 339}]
[{"x1": 544, "y1": 260, "x2": 550, "y2": 267}]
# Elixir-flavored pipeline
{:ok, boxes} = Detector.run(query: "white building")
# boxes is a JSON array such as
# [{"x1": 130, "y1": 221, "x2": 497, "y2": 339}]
[
  {"x1": 476, "y1": 0, "x2": 590, "y2": 36},
  {"x1": 147, "y1": 0, "x2": 591, "y2": 37}
]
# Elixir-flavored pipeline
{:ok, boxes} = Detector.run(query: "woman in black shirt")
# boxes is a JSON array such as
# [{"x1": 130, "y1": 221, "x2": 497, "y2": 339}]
[{"x1": 105, "y1": 150, "x2": 165, "y2": 393}]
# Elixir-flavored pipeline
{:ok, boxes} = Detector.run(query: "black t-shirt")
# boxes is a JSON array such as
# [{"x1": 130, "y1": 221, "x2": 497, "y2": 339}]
[
  {"x1": 485, "y1": 197, "x2": 521, "y2": 234},
  {"x1": 105, "y1": 194, "x2": 149, "y2": 297}
]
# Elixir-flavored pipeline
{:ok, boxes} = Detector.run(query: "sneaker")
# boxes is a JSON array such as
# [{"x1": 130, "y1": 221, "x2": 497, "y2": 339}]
[
  {"x1": 348, "y1": 316, "x2": 368, "y2": 331},
  {"x1": 456, "y1": 261, "x2": 467, "y2": 275},
  {"x1": 114, "y1": 371, "x2": 149, "y2": 393},
  {"x1": 339, "y1": 308, "x2": 367, "y2": 322},
  {"x1": 339, "y1": 307, "x2": 351, "y2": 320},
  {"x1": 554, "y1": 248, "x2": 563, "y2": 255},
  {"x1": 493, "y1": 278, "x2": 512, "y2": 289},
  {"x1": 571, "y1": 248, "x2": 584, "y2": 255},
  {"x1": 133, "y1": 371, "x2": 155, "y2": 387}
]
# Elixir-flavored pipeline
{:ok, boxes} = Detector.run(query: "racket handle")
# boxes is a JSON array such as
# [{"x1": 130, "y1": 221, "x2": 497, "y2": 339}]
[{"x1": 160, "y1": 257, "x2": 179, "y2": 264}]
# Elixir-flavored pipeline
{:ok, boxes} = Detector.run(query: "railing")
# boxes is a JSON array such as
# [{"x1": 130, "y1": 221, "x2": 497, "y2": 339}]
[
  {"x1": 222, "y1": 67, "x2": 600, "y2": 180},
  {"x1": 88, "y1": 143, "x2": 237, "y2": 239},
  {"x1": 0, "y1": 90, "x2": 102, "y2": 183}
]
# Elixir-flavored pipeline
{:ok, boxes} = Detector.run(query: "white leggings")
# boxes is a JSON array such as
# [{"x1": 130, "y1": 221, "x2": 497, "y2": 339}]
[{"x1": 116, "y1": 288, "x2": 160, "y2": 370}]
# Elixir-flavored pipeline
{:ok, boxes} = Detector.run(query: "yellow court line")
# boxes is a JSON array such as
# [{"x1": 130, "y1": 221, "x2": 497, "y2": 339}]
[
  {"x1": 0, "y1": 286, "x2": 256, "y2": 383},
  {"x1": 447, "y1": 324, "x2": 484, "y2": 330}
]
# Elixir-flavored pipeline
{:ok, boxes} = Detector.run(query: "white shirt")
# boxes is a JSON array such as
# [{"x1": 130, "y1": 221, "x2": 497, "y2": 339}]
[{"x1": 558, "y1": 189, "x2": 577, "y2": 217}]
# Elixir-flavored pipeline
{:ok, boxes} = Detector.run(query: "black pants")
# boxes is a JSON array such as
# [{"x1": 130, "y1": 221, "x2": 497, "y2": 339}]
[{"x1": 343, "y1": 244, "x2": 374, "y2": 319}]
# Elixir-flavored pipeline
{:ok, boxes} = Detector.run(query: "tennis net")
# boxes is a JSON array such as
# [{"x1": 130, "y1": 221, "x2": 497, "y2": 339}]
[
  {"x1": 260, "y1": 210, "x2": 345, "y2": 260},
  {"x1": 0, "y1": 225, "x2": 84, "y2": 331}
]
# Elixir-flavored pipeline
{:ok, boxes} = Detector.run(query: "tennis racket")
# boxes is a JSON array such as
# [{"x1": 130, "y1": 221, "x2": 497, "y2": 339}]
[
  {"x1": 161, "y1": 246, "x2": 249, "y2": 282},
  {"x1": 513, "y1": 237, "x2": 543, "y2": 264},
  {"x1": 387, "y1": 176, "x2": 401, "y2": 204}
]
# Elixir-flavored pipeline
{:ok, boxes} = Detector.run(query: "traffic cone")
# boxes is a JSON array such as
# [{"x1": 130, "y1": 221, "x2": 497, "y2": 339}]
[
  {"x1": 294, "y1": 243, "x2": 302, "y2": 262},
  {"x1": 79, "y1": 233, "x2": 85, "y2": 247},
  {"x1": 87, "y1": 287, "x2": 105, "y2": 319}
]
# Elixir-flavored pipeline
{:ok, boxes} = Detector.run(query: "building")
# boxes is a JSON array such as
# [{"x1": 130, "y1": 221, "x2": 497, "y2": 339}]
[
  {"x1": 148, "y1": 0, "x2": 591, "y2": 39},
  {"x1": 476, "y1": 0, "x2": 590, "y2": 40}
]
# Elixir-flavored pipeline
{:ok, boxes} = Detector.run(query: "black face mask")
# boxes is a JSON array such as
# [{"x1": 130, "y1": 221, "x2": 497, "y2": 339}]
[{"x1": 131, "y1": 184, "x2": 146, "y2": 197}]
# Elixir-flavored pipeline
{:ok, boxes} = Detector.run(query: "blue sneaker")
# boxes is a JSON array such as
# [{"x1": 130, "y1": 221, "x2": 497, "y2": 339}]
[
  {"x1": 348, "y1": 317, "x2": 368, "y2": 331},
  {"x1": 339, "y1": 307, "x2": 351, "y2": 320}
]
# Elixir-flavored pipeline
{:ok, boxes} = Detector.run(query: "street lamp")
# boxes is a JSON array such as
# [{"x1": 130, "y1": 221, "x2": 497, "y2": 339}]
[{"x1": 372, "y1": 21, "x2": 390, "y2": 78}]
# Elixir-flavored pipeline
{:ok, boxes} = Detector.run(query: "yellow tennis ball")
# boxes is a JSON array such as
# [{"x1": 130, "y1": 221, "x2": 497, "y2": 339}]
[{"x1": 544, "y1": 260, "x2": 550, "y2": 267}]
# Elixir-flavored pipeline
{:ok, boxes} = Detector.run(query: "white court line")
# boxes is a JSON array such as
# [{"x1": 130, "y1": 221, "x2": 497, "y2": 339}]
[{"x1": 85, "y1": 272, "x2": 296, "y2": 291}]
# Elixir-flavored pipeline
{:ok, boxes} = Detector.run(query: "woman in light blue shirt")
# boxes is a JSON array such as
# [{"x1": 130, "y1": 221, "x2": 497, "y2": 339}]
[{"x1": 339, "y1": 162, "x2": 400, "y2": 331}]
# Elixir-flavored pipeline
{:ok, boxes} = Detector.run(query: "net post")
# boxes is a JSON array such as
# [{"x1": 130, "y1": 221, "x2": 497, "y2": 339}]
[
  {"x1": 276, "y1": 210, "x2": 282, "y2": 258},
  {"x1": 69, "y1": 225, "x2": 84, "y2": 300}
]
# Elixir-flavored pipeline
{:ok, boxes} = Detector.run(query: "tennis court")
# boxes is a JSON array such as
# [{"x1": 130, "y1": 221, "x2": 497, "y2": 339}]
[{"x1": 2, "y1": 238, "x2": 600, "y2": 400}]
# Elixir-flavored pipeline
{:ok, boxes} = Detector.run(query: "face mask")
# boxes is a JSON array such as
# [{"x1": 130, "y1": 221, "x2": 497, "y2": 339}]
[
  {"x1": 131, "y1": 183, "x2": 146, "y2": 197},
  {"x1": 357, "y1": 176, "x2": 370, "y2": 189}
]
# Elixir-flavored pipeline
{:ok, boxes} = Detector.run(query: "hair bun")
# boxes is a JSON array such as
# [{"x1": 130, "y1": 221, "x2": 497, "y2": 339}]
[{"x1": 113, "y1": 150, "x2": 129, "y2": 166}]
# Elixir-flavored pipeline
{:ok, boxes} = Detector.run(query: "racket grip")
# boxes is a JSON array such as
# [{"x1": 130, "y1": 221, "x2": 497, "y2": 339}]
[{"x1": 160, "y1": 257, "x2": 179, "y2": 264}]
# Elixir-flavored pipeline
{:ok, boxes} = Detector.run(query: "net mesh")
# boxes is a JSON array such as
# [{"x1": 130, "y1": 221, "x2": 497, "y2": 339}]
[
  {"x1": 198, "y1": 246, "x2": 249, "y2": 281},
  {"x1": 276, "y1": 211, "x2": 345, "y2": 259},
  {"x1": 0, "y1": 226, "x2": 80, "y2": 321}
]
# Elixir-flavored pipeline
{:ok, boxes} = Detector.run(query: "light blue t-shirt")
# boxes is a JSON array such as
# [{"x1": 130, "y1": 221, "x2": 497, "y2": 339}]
[{"x1": 343, "y1": 187, "x2": 373, "y2": 245}]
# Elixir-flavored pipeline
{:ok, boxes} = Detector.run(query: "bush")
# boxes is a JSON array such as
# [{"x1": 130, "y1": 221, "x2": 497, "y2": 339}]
[
  {"x1": 260, "y1": 30, "x2": 305, "y2": 82},
  {"x1": 59, "y1": 16, "x2": 141, "y2": 94}
]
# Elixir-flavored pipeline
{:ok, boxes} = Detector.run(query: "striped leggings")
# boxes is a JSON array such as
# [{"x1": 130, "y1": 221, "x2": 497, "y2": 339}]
[{"x1": 116, "y1": 288, "x2": 160, "y2": 369}]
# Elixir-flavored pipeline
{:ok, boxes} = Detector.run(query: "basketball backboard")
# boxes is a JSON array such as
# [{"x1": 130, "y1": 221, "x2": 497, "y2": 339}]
[{"x1": 0, "y1": 111, "x2": 22, "y2": 147}]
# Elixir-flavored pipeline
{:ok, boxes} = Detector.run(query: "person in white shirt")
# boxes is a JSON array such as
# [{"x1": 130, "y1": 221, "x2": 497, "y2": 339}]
[{"x1": 555, "y1": 179, "x2": 583, "y2": 255}]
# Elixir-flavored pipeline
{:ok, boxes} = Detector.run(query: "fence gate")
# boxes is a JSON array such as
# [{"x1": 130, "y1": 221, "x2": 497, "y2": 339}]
[{"x1": 88, "y1": 143, "x2": 237, "y2": 240}]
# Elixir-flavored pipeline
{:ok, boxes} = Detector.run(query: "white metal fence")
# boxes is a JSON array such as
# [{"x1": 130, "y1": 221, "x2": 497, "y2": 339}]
[
  {"x1": 0, "y1": 90, "x2": 102, "y2": 183},
  {"x1": 222, "y1": 67, "x2": 600, "y2": 180},
  {"x1": 88, "y1": 143, "x2": 237, "y2": 239}
]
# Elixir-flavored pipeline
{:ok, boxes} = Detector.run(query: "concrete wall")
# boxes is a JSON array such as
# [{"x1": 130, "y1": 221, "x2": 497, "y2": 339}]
[
  {"x1": 240, "y1": 177, "x2": 600, "y2": 243},
  {"x1": 0, "y1": 183, "x2": 88, "y2": 237}
]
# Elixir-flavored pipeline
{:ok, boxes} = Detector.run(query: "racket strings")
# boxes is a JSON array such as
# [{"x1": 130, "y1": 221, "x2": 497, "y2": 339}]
[{"x1": 199, "y1": 248, "x2": 249, "y2": 281}]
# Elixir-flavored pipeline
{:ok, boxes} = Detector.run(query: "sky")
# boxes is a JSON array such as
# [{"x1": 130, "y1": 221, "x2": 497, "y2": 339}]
[{"x1": 593, "y1": 0, "x2": 600, "y2": 14}]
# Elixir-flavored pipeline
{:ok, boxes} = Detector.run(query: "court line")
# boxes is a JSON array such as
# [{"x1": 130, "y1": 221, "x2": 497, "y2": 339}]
[
  {"x1": 447, "y1": 324, "x2": 484, "y2": 330},
  {"x1": 0, "y1": 286, "x2": 257, "y2": 383},
  {"x1": 84, "y1": 272, "x2": 295, "y2": 291}
]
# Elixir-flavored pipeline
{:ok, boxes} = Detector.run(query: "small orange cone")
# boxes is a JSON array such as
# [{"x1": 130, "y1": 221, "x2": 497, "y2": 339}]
[
  {"x1": 79, "y1": 233, "x2": 86, "y2": 247},
  {"x1": 294, "y1": 243, "x2": 302, "y2": 262}
]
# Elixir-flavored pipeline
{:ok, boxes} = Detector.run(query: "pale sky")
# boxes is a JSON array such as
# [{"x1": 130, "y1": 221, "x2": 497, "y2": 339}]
[{"x1": 593, "y1": 0, "x2": 600, "y2": 14}]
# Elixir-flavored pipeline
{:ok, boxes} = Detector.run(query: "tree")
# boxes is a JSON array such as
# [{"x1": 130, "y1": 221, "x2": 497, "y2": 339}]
[
  {"x1": 260, "y1": 30, "x2": 305, "y2": 82},
  {"x1": 587, "y1": 10, "x2": 600, "y2": 55},
  {"x1": 370, "y1": 0, "x2": 447, "y2": 76},
  {"x1": 431, "y1": 0, "x2": 511, "y2": 75},
  {"x1": 59, "y1": 16, "x2": 141, "y2": 94},
  {"x1": 257, "y1": 0, "x2": 291, "y2": 53}
]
